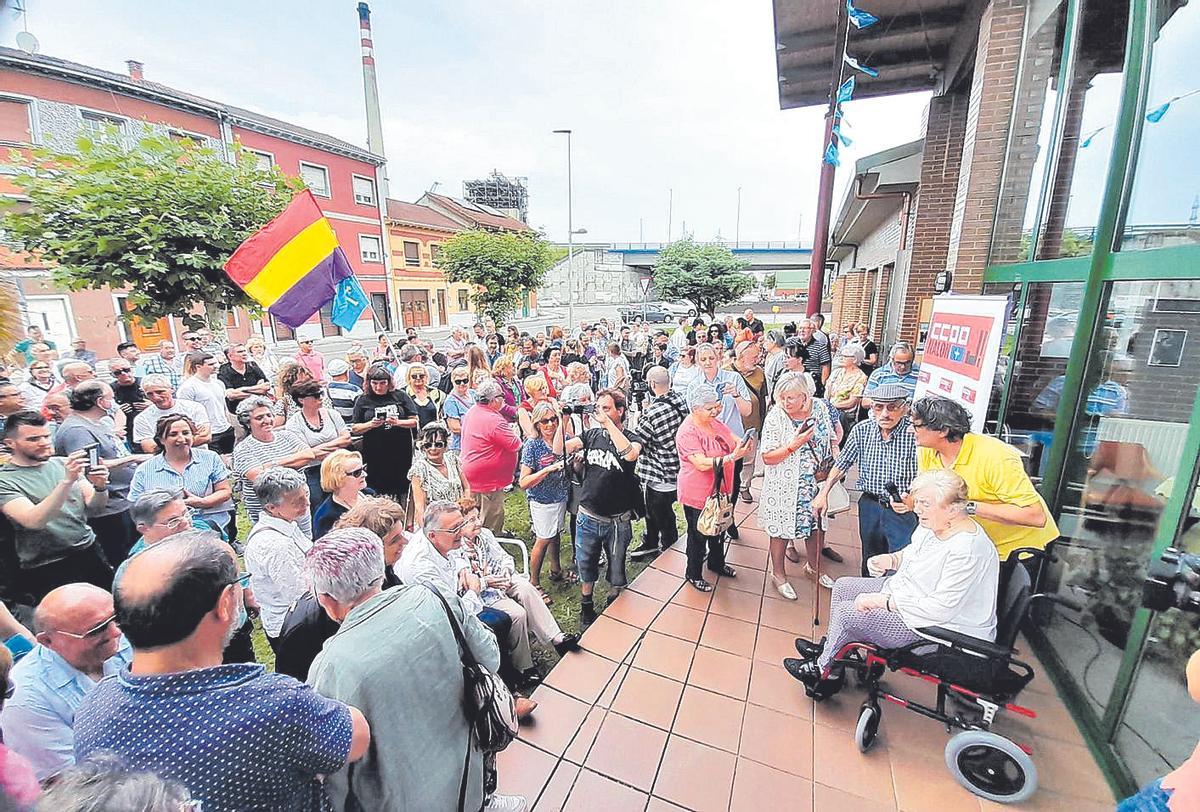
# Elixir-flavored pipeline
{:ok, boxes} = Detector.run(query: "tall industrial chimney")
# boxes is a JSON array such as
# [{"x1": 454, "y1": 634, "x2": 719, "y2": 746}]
[{"x1": 357, "y1": 3, "x2": 389, "y2": 198}]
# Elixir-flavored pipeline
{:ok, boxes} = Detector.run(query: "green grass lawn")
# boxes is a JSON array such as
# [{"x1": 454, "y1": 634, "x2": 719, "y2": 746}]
[{"x1": 244, "y1": 492, "x2": 688, "y2": 677}]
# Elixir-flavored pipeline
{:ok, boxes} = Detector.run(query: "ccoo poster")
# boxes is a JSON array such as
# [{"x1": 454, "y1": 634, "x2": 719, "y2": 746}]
[{"x1": 914, "y1": 294, "x2": 1009, "y2": 432}]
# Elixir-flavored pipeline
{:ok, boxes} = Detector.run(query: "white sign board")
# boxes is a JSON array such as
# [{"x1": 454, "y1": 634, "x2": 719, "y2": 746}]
[{"x1": 913, "y1": 294, "x2": 1009, "y2": 433}]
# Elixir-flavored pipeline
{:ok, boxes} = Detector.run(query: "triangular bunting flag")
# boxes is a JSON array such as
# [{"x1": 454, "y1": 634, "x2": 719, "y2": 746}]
[
  {"x1": 844, "y1": 52, "x2": 879, "y2": 77},
  {"x1": 824, "y1": 141, "x2": 841, "y2": 167},
  {"x1": 846, "y1": 0, "x2": 879, "y2": 29},
  {"x1": 837, "y1": 76, "x2": 856, "y2": 104}
]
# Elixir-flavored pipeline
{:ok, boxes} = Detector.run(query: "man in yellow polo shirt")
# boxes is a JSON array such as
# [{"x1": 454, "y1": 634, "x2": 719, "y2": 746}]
[{"x1": 905, "y1": 396, "x2": 1058, "y2": 559}]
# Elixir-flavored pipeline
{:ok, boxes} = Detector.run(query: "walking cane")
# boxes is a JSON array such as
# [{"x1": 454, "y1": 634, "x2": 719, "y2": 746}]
[{"x1": 812, "y1": 520, "x2": 824, "y2": 628}]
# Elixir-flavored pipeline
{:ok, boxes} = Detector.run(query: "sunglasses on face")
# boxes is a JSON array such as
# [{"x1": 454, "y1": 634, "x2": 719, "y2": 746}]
[
  {"x1": 536, "y1": 417, "x2": 560, "y2": 426},
  {"x1": 453, "y1": 378, "x2": 469, "y2": 385},
  {"x1": 421, "y1": 440, "x2": 447, "y2": 450},
  {"x1": 347, "y1": 467, "x2": 367, "y2": 478},
  {"x1": 56, "y1": 614, "x2": 117, "y2": 640}
]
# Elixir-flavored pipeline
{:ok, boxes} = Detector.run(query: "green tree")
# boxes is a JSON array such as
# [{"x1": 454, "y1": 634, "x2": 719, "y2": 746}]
[
  {"x1": 652, "y1": 239, "x2": 754, "y2": 317},
  {"x1": 3, "y1": 130, "x2": 300, "y2": 330},
  {"x1": 437, "y1": 230, "x2": 554, "y2": 325},
  {"x1": 764, "y1": 272, "x2": 777, "y2": 291}
]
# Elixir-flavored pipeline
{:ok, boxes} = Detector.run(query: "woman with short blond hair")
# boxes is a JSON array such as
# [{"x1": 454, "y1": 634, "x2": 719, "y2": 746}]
[{"x1": 312, "y1": 449, "x2": 371, "y2": 539}]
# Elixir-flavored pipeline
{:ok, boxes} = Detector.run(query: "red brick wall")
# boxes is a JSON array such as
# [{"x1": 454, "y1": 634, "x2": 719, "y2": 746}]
[
  {"x1": 946, "y1": 0, "x2": 1029, "y2": 288},
  {"x1": 899, "y1": 92, "x2": 968, "y2": 344}
]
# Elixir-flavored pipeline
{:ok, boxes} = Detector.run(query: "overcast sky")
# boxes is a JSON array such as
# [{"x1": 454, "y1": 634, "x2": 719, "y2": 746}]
[{"x1": 5, "y1": 0, "x2": 937, "y2": 244}]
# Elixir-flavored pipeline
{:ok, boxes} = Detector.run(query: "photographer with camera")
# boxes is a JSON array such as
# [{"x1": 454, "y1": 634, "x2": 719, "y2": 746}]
[
  {"x1": 563, "y1": 389, "x2": 642, "y2": 628},
  {"x1": 630, "y1": 367, "x2": 688, "y2": 560}
]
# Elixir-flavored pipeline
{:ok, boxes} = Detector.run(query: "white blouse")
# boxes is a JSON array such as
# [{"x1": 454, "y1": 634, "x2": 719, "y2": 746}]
[{"x1": 883, "y1": 521, "x2": 1000, "y2": 641}]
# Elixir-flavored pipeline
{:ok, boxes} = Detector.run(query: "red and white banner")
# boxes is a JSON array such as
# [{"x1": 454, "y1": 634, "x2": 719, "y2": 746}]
[{"x1": 914, "y1": 295, "x2": 1009, "y2": 432}]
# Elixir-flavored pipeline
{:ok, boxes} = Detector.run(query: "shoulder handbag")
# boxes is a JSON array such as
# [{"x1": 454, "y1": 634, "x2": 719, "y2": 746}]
[
  {"x1": 697, "y1": 451, "x2": 735, "y2": 536},
  {"x1": 424, "y1": 585, "x2": 518, "y2": 754}
]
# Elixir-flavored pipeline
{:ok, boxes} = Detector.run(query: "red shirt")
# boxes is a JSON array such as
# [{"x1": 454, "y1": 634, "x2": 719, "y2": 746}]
[
  {"x1": 675, "y1": 415, "x2": 737, "y2": 510},
  {"x1": 460, "y1": 404, "x2": 522, "y2": 493}
]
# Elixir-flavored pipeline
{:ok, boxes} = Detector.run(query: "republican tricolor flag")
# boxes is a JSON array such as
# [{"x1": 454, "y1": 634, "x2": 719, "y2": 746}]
[{"x1": 224, "y1": 190, "x2": 368, "y2": 329}]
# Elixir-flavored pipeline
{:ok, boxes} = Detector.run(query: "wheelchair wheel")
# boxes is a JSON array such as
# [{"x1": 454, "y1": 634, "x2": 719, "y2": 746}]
[
  {"x1": 854, "y1": 702, "x2": 881, "y2": 752},
  {"x1": 945, "y1": 730, "x2": 1037, "y2": 804}
]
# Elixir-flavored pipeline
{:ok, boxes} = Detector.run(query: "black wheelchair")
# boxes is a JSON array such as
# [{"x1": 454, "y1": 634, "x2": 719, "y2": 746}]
[{"x1": 802, "y1": 546, "x2": 1077, "y2": 804}]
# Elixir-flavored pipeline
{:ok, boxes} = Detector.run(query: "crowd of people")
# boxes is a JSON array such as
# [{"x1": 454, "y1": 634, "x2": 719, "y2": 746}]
[{"x1": 0, "y1": 311, "x2": 1068, "y2": 810}]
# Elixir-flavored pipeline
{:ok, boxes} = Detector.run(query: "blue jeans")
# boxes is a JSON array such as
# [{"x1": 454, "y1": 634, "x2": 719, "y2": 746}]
[
  {"x1": 857, "y1": 495, "x2": 918, "y2": 576},
  {"x1": 574, "y1": 511, "x2": 632, "y2": 587},
  {"x1": 1117, "y1": 778, "x2": 1171, "y2": 811}
]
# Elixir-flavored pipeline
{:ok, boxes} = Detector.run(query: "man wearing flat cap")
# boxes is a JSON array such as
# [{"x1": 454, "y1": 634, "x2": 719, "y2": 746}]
[{"x1": 811, "y1": 383, "x2": 918, "y2": 574}]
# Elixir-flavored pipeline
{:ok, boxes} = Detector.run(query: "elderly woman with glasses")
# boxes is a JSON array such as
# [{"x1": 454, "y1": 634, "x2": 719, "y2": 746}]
[
  {"x1": 403, "y1": 363, "x2": 442, "y2": 428},
  {"x1": 244, "y1": 467, "x2": 314, "y2": 649},
  {"x1": 677, "y1": 382, "x2": 752, "y2": 592},
  {"x1": 408, "y1": 422, "x2": 468, "y2": 524},
  {"x1": 760, "y1": 371, "x2": 840, "y2": 599},
  {"x1": 826, "y1": 343, "x2": 868, "y2": 434},
  {"x1": 518, "y1": 400, "x2": 573, "y2": 602},
  {"x1": 285, "y1": 379, "x2": 352, "y2": 514},
  {"x1": 786, "y1": 469, "x2": 1000, "y2": 699},
  {"x1": 233, "y1": 396, "x2": 315, "y2": 535},
  {"x1": 441, "y1": 366, "x2": 475, "y2": 451},
  {"x1": 129, "y1": 414, "x2": 234, "y2": 534},
  {"x1": 351, "y1": 367, "x2": 419, "y2": 503},
  {"x1": 313, "y1": 449, "x2": 375, "y2": 539}
]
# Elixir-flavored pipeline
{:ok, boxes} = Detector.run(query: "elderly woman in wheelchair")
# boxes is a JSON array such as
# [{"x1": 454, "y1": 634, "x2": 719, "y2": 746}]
[{"x1": 786, "y1": 468, "x2": 999, "y2": 698}]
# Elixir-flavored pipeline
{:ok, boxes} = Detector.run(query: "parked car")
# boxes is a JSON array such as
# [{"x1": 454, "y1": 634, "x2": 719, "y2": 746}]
[
  {"x1": 658, "y1": 301, "x2": 699, "y2": 318},
  {"x1": 618, "y1": 303, "x2": 675, "y2": 324}
]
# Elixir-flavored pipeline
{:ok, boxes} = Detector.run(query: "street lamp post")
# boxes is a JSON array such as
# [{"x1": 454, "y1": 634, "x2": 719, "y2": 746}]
[{"x1": 553, "y1": 129, "x2": 575, "y2": 327}]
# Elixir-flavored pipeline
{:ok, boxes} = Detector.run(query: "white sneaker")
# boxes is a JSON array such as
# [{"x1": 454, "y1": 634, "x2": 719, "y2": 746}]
[{"x1": 485, "y1": 795, "x2": 528, "y2": 812}]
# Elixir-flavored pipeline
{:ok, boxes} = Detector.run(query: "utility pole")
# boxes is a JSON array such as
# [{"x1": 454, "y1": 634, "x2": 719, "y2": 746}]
[
  {"x1": 667, "y1": 188, "x2": 673, "y2": 243},
  {"x1": 735, "y1": 186, "x2": 742, "y2": 246},
  {"x1": 553, "y1": 129, "x2": 575, "y2": 326}
]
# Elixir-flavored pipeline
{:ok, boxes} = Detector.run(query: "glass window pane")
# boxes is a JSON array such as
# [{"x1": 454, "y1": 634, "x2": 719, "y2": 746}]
[
  {"x1": 1036, "y1": 278, "x2": 1200, "y2": 722},
  {"x1": 989, "y1": 0, "x2": 1067, "y2": 266},
  {"x1": 1032, "y1": 0, "x2": 1129, "y2": 260},
  {"x1": 1120, "y1": 2, "x2": 1199, "y2": 251}
]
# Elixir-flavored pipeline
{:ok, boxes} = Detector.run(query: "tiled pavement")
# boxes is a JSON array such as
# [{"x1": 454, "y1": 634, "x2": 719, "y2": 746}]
[{"x1": 497, "y1": 493, "x2": 1118, "y2": 811}]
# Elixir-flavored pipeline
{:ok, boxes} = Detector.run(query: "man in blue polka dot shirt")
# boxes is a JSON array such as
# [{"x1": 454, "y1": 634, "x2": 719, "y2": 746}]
[{"x1": 73, "y1": 530, "x2": 371, "y2": 811}]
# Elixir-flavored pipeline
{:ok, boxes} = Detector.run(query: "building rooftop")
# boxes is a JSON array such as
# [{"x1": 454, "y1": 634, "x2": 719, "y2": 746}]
[
  {"x1": 771, "y1": 0, "x2": 977, "y2": 109},
  {"x1": 385, "y1": 199, "x2": 464, "y2": 232},
  {"x1": 0, "y1": 47, "x2": 384, "y2": 164},
  {"x1": 421, "y1": 191, "x2": 532, "y2": 233}
]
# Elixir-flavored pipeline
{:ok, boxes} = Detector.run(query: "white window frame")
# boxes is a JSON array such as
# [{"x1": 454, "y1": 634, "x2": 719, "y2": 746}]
[
  {"x1": 25, "y1": 294, "x2": 76, "y2": 343},
  {"x1": 168, "y1": 128, "x2": 209, "y2": 147},
  {"x1": 78, "y1": 107, "x2": 128, "y2": 140},
  {"x1": 111, "y1": 293, "x2": 178, "y2": 345},
  {"x1": 298, "y1": 161, "x2": 331, "y2": 198},
  {"x1": 0, "y1": 93, "x2": 39, "y2": 146},
  {"x1": 359, "y1": 234, "x2": 383, "y2": 264},
  {"x1": 248, "y1": 149, "x2": 274, "y2": 171},
  {"x1": 351, "y1": 174, "x2": 377, "y2": 206}
]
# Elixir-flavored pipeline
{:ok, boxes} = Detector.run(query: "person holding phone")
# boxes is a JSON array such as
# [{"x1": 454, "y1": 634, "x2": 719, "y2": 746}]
[
  {"x1": 693, "y1": 344, "x2": 753, "y2": 538},
  {"x1": 676, "y1": 383, "x2": 751, "y2": 592},
  {"x1": 759, "y1": 372, "x2": 839, "y2": 599},
  {"x1": 0, "y1": 411, "x2": 112, "y2": 601},
  {"x1": 350, "y1": 367, "x2": 419, "y2": 503},
  {"x1": 518, "y1": 401, "x2": 572, "y2": 601}
]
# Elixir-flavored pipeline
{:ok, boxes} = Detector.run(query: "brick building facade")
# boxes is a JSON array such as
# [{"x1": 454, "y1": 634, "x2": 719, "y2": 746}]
[{"x1": 0, "y1": 47, "x2": 388, "y2": 354}]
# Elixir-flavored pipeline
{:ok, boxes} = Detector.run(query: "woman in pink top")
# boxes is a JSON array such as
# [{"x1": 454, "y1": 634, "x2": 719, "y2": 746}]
[
  {"x1": 460, "y1": 379, "x2": 522, "y2": 535},
  {"x1": 676, "y1": 382, "x2": 752, "y2": 592}
]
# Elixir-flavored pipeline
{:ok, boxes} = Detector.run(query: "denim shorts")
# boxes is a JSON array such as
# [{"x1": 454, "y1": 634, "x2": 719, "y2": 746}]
[{"x1": 574, "y1": 511, "x2": 632, "y2": 587}]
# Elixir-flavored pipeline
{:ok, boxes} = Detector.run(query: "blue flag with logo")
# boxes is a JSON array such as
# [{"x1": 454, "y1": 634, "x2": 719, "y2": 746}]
[{"x1": 330, "y1": 276, "x2": 369, "y2": 331}]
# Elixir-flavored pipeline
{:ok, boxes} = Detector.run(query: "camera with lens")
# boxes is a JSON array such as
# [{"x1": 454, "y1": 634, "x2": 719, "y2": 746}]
[
  {"x1": 1142, "y1": 547, "x2": 1200, "y2": 613},
  {"x1": 562, "y1": 403, "x2": 596, "y2": 416},
  {"x1": 629, "y1": 366, "x2": 649, "y2": 407}
]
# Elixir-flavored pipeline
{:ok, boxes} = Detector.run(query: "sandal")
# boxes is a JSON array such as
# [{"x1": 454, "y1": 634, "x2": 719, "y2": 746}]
[
  {"x1": 532, "y1": 585, "x2": 553, "y2": 606},
  {"x1": 784, "y1": 546, "x2": 801, "y2": 564},
  {"x1": 803, "y1": 564, "x2": 835, "y2": 589},
  {"x1": 689, "y1": 578, "x2": 714, "y2": 592},
  {"x1": 549, "y1": 570, "x2": 579, "y2": 585}
]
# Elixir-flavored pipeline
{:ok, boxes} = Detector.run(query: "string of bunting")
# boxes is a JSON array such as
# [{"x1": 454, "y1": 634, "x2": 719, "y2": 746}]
[{"x1": 824, "y1": 0, "x2": 879, "y2": 166}]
